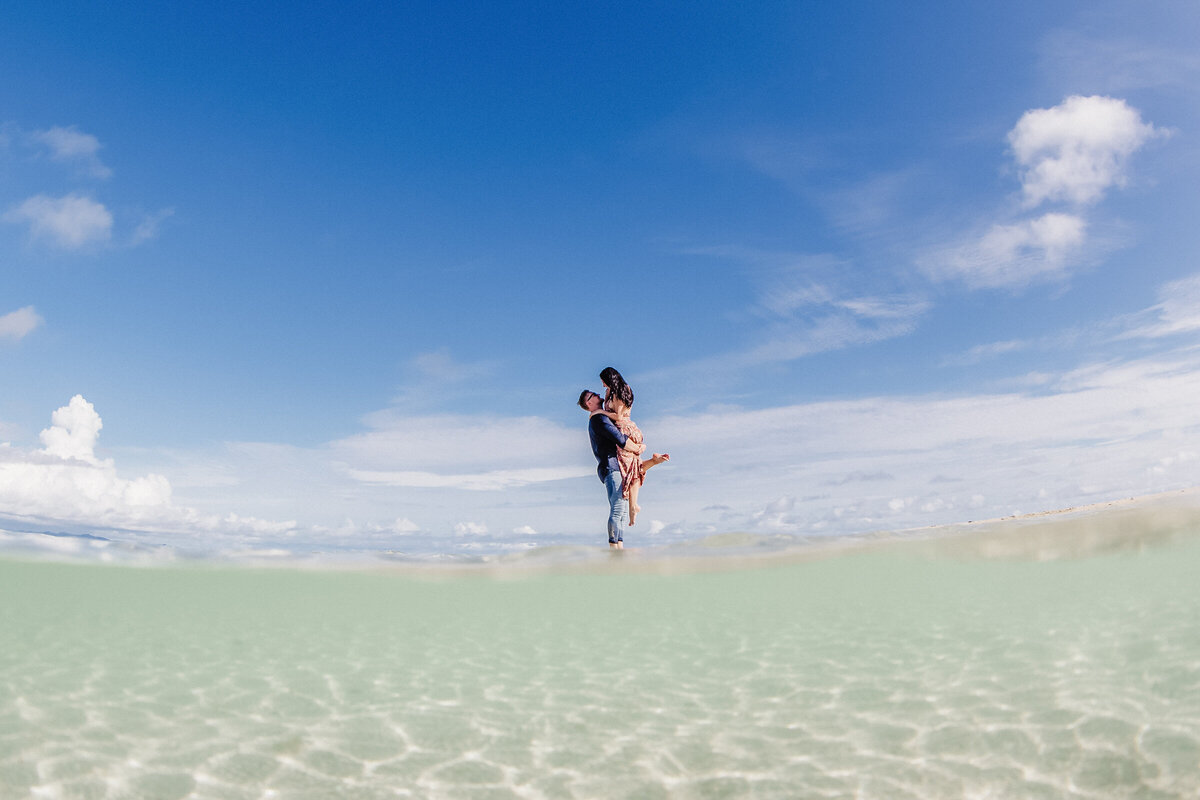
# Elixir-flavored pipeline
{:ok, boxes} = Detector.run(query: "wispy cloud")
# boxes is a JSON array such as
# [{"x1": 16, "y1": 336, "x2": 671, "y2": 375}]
[
  {"x1": 1038, "y1": 31, "x2": 1200, "y2": 94},
  {"x1": 335, "y1": 410, "x2": 584, "y2": 475},
  {"x1": 30, "y1": 125, "x2": 112, "y2": 178},
  {"x1": 0, "y1": 306, "x2": 44, "y2": 342},
  {"x1": 658, "y1": 248, "x2": 929, "y2": 385},
  {"x1": 131, "y1": 208, "x2": 175, "y2": 246},
  {"x1": 644, "y1": 348, "x2": 1200, "y2": 535},
  {"x1": 4, "y1": 193, "x2": 113, "y2": 249},
  {"x1": 738, "y1": 297, "x2": 929, "y2": 365},
  {"x1": 940, "y1": 338, "x2": 1033, "y2": 368},
  {"x1": 942, "y1": 273, "x2": 1200, "y2": 366},
  {"x1": 348, "y1": 465, "x2": 591, "y2": 491},
  {"x1": 1121, "y1": 273, "x2": 1200, "y2": 339},
  {"x1": 385, "y1": 348, "x2": 501, "y2": 413},
  {"x1": 12, "y1": 316, "x2": 1200, "y2": 550},
  {"x1": 726, "y1": 129, "x2": 834, "y2": 193}
]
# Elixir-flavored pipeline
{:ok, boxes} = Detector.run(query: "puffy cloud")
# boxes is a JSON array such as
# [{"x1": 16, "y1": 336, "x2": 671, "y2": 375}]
[
  {"x1": 1009, "y1": 95, "x2": 1164, "y2": 207},
  {"x1": 933, "y1": 213, "x2": 1087, "y2": 289},
  {"x1": 0, "y1": 306, "x2": 43, "y2": 342},
  {"x1": 31, "y1": 125, "x2": 112, "y2": 178},
  {"x1": 924, "y1": 97, "x2": 1162, "y2": 291},
  {"x1": 454, "y1": 521, "x2": 488, "y2": 535},
  {"x1": 0, "y1": 396, "x2": 294, "y2": 538},
  {"x1": 40, "y1": 395, "x2": 104, "y2": 463},
  {"x1": 0, "y1": 396, "x2": 174, "y2": 525},
  {"x1": 5, "y1": 194, "x2": 113, "y2": 249},
  {"x1": 390, "y1": 517, "x2": 421, "y2": 533},
  {"x1": 512, "y1": 525, "x2": 537, "y2": 535}
]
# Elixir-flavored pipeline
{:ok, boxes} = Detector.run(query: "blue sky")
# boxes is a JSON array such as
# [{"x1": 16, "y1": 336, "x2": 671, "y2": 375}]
[{"x1": 3, "y1": 1, "x2": 1200, "y2": 555}]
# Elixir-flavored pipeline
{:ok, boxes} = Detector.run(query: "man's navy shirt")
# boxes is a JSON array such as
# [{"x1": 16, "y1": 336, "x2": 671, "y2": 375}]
[{"x1": 588, "y1": 412, "x2": 628, "y2": 482}]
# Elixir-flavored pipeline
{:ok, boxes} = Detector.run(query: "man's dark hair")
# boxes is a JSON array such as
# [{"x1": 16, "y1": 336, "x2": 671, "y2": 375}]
[{"x1": 577, "y1": 389, "x2": 595, "y2": 409}]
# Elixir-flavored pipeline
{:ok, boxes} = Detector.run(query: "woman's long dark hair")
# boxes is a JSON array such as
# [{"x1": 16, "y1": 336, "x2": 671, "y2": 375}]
[{"x1": 599, "y1": 366, "x2": 634, "y2": 407}]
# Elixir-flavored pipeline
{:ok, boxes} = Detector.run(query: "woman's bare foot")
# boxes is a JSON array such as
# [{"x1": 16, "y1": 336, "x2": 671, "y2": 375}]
[
  {"x1": 650, "y1": 453, "x2": 670, "y2": 466},
  {"x1": 629, "y1": 503, "x2": 641, "y2": 525}
]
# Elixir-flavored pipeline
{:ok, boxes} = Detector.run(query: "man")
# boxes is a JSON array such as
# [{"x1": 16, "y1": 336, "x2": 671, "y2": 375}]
[{"x1": 578, "y1": 389, "x2": 644, "y2": 549}]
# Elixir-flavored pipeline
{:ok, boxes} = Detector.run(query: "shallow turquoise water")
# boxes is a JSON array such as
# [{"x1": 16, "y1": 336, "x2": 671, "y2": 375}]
[{"x1": 2, "y1": 524, "x2": 1199, "y2": 798}]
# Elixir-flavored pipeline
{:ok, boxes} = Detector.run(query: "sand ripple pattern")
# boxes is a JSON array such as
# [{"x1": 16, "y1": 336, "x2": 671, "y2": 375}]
[{"x1": 2, "y1": 539, "x2": 1199, "y2": 798}]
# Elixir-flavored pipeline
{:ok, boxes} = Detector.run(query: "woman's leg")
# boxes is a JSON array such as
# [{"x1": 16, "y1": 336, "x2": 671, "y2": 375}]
[
  {"x1": 628, "y1": 480, "x2": 641, "y2": 525},
  {"x1": 640, "y1": 453, "x2": 670, "y2": 473}
]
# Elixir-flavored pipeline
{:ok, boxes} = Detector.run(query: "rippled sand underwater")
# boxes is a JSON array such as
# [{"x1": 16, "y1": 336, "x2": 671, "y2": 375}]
[{"x1": 2, "y1": 511, "x2": 1199, "y2": 798}]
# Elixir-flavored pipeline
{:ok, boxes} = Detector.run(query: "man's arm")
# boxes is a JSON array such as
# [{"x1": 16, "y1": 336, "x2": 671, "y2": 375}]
[{"x1": 592, "y1": 414, "x2": 645, "y2": 454}]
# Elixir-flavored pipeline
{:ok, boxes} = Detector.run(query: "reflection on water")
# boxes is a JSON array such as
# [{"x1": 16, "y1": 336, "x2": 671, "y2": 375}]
[{"x1": 1, "y1": 502, "x2": 1199, "y2": 798}]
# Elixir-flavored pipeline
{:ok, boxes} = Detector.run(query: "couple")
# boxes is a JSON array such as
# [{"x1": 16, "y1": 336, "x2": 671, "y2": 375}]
[{"x1": 578, "y1": 367, "x2": 669, "y2": 549}]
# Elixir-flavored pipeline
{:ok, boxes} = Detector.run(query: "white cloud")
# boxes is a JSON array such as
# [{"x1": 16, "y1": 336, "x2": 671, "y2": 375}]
[
  {"x1": 651, "y1": 303, "x2": 926, "y2": 386},
  {"x1": 932, "y1": 212, "x2": 1087, "y2": 289},
  {"x1": 219, "y1": 513, "x2": 295, "y2": 535},
  {"x1": 1038, "y1": 32, "x2": 1200, "y2": 94},
  {"x1": 1123, "y1": 273, "x2": 1200, "y2": 339},
  {"x1": 40, "y1": 395, "x2": 105, "y2": 463},
  {"x1": 941, "y1": 338, "x2": 1031, "y2": 367},
  {"x1": 32, "y1": 125, "x2": 112, "y2": 178},
  {"x1": 349, "y1": 465, "x2": 590, "y2": 491},
  {"x1": 5, "y1": 194, "x2": 113, "y2": 249},
  {"x1": 335, "y1": 411, "x2": 587, "y2": 476},
  {"x1": 651, "y1": 250, "x2": 930, "y2": 384},
  {"x1": 389, "y1": 517, "x2": 421, "y2": 533},
  {"x1": 0, "y1": 396, "x2": 294, "y2": 538},
  {"x1": 1009, "y1": 95, "x2": 1164, "y2": 208},
  {"x1": 0, "y1": 396, "x2": 173, "y2": 526},
  {"x1": 924, "y1": 96, "x2": 1163, "y2": 291},
  {"x1": 10, "y1": 312, "x2": 1200, "y2": 553},
  {"x1": 385, "y1": 349, "x2": 500, "y2": 413},
  {"x1": 0, "y1": 306, "x2": 43, "y2": 342},
  {"x1": 131, "y1": 208, "x2": 175, "y2": 245}
]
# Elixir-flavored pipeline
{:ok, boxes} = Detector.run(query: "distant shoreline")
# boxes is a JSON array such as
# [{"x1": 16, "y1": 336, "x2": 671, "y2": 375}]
[
  {"x1": 3, "y1": 486, "x2": 1199, "y2": 573},
  {"x1": 932, "y1": 486, "x2": 1200, "y2": 529}
]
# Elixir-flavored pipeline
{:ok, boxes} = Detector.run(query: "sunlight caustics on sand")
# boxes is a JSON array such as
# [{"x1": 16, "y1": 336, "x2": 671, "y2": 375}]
[{"x1": 2, "y1": 509, "x2": 1199, "y2": 799}]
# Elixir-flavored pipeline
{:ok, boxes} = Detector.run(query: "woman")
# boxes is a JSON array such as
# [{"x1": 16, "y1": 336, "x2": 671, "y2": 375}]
[{"x1": 599, "y1": 367, "x2": 669, "y2": 525}]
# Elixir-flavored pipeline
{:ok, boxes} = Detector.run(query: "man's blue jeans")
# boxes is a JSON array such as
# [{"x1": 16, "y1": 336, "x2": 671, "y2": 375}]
[{"x1": 604, "y1": 470, "x2": 627, "y2": 544}]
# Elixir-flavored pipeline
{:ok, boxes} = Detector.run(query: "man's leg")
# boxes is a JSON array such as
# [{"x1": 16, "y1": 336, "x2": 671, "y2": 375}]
[{"x1": 604, "y1": 470, "x2": 627, "y2": 547}]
